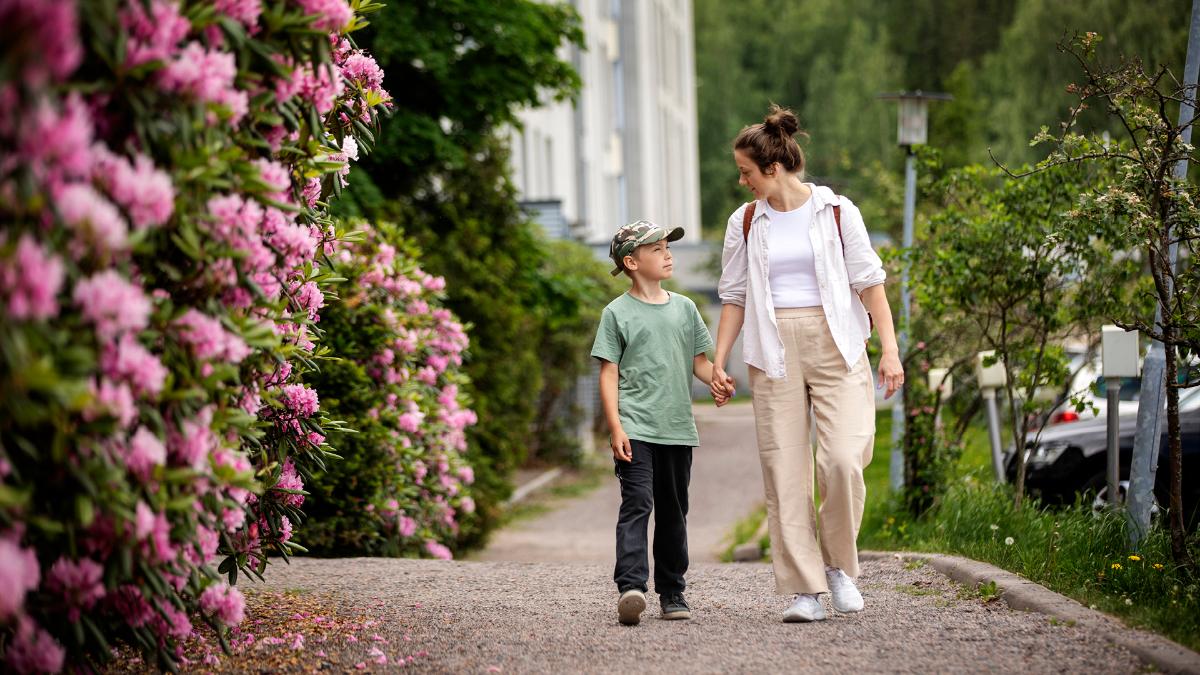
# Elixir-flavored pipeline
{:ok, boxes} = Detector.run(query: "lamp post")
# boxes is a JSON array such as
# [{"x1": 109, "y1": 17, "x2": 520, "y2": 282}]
[{"x1": 878, "y1": 91, "x2": 952, "y2": 493}]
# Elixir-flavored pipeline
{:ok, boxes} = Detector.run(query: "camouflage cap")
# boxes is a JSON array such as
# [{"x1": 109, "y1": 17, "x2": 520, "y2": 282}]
[{"x1": 608, "y1": 220, "x2": 685, "y2": 276}]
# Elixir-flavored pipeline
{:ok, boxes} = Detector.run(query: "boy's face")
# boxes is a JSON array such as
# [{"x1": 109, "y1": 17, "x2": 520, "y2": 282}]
[{"x1": 624, "y1": 239, "x2": 673, "y2": 281}]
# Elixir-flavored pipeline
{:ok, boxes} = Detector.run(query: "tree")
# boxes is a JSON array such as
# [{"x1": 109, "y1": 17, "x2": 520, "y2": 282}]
[
  {"x1": 1020, "y1": 33, "x2": 1200, "y2": 567},
  {"x1": 909, "y1": 155, "x2": 1127, "y2": 507}
]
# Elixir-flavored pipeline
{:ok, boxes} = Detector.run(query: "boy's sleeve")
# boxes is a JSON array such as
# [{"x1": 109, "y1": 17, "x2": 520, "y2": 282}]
[
  {"x1": 590, "y1": 307, "x2": 623, "y2": 364},
  {"x1": 691, "y1": 302, "x2": 714, "y2": 356}
]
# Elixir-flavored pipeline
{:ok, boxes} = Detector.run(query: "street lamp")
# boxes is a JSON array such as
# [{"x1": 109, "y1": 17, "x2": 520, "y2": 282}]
[{"x1": 878, "y1": 90, "x2": 952, "y2": 493}]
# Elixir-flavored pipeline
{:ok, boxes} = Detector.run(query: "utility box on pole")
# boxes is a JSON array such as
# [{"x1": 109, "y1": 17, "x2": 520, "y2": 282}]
[
  {"x1": 976, "y1": 351, "x2": 1007, "y2": 482},
  {"x1": 1102, "y1": 325, "x2": 1140, "y2": 507}
]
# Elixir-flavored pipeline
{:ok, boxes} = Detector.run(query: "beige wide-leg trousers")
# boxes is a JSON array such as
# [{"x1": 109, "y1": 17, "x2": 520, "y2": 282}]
[{"x1": 749, "y1": 307, "x2": 875, "y2": 595}]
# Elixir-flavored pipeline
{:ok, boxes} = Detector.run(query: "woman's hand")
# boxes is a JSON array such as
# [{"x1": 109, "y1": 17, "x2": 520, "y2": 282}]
[
  {"x1": 710, "y1": 365, "x2": 735, "y2": 406},
  {"x1": 878, "y1": 351, "x2": 904, "y2": 399}
]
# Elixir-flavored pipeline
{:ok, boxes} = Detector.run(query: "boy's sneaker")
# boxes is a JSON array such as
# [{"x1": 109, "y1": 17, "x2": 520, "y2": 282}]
[
  {"x1": 782, "y1": 593, "x2": 826, "y2": 622},
  {"x1": 825, "y1": 567, "x2": 864, "y2": 613},
  {"x1": 660, "y1": 592, "x2": 691, "y2": 620},
  {"x1": 618, "y1": 589, "x2": 647, "y2": 625}
]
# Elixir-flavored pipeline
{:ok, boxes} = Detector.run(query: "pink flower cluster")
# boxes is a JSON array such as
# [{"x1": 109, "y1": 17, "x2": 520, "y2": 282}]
[
  {"x1": 160, "y1": 42, "x2": 249, "y2": 126},
  {"x1": 120, "y1": 0, "x2": 190, "y2": 67},
  {"x1": 200, "y1": 582, "x2": 246, "y2": 627},
  {"x1": 174, "y1": 310, "x2": 251, "y2": 363},
  {"x1": 0, "y1": 235, "x2": 64, "y2": 321},
  {"x1": 297, "y1": 0, "x2": 352, "y2": 32}
]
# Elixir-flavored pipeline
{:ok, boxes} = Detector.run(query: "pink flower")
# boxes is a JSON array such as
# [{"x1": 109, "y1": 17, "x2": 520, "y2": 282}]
[
  {"x1": 341, "y1": 52, "x2": 384, "y2": 92},
  {"x1": 0, "y1": 0, "x2": 82, "y2": 85},
  {"x1": 295, "y1": 62, "x2": 344, "y2": 115},
  {"x1": 93, "y1": 148, "x2": 175, "y2": 229},
  {"x1": 0, "y1": 234, "x2": 64, "y2": 321},
  {"x1": 200, "y1": 582, "x2": 246, "y2": 626},
  {"x1": 397, "y1": 411, "x2": 422, "y2": 434},
  {"x1": 157, "y1": 600, "x2": 193, "y2": 639},
  {"x1": 17, "y1": 94, "x2": 94, "y2": 183},
  {"x1": 457, "y1": 466, "x2": 475, "y2": 484},
  {"x1": 422, "y1": 275, "x2": 446, "y2": 292},
  {"x1": 73, "y1": 270, "x2": 151, "y2": 340},
  {"x1": 214, "y1": 0, "x2": 262, "y2": 30},
  {"x1": 252, "y1": 158, "x2": 291, "y2": 203},
  {"x1": 398, "y1": 516, "x2": 417, "y2": 538},
  {"x1": 121, "y1": 0, "x2": 190, "y2": 67},
  {"x1": 424, "y1": 540, "x2": 452, "y2": 560},
  {"x1": 192, "y1": 525, "x2": 220, "y2": 566},
  {"x1": 280, "y1": 384, "x2": 319, "y2": 417},
  {"x1": 278, "y1": 515, "x2": 293, "y2": 543},
  {"x1": 274, "y1": 458, "x2": 305, "y2": 508},
  {"x1": 0, "y1": 538, "x2": 40, "y2": 619},
  {"x1": 174, "y1": 309, "x2": 251, "y2": 363},
  {"x1": 57, "y1": 182, "x2": 129, "y2": 254},
  {"x1": 297, "y1": 0, "x2": 352, "y2": 31},
  {"x1": 159, "y1": 42, "x2": 248, "y2": 126},
  {"x1": 125, "y1": 426, "x2": 166, "y2": 480},
  {"x1": 302, "y1": 177, "x2": 322, "y2": 208},
  {"x1": 112, "y1": 585, "x2": 155, "y2": 627},
  {"x1": 101, "y1": 334, "x2": 167, "y2": 398},
  {"x1": 46, "y1": 556, "x2": 105, "y2": 621},
  {"x1": 86, "y1": 378, "x2": 137, "y2": 428},
  {"x1": 292, "y1": 280, "x2": 324, "y2": 321},
  {"x1": 5, "y1": 616, "x2": 65, "y2": 674},
  {"x1": 169, "y1": 406, "x2": 216, "y2": 470}
]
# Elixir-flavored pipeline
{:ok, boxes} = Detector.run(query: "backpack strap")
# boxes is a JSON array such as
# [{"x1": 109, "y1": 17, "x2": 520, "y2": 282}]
[
  {"x1": 741, "y1": 202, "x2": 755, "y2": 242},
  {"x1": 743, "y1": 200, "x2": 844, "y2": 247}
]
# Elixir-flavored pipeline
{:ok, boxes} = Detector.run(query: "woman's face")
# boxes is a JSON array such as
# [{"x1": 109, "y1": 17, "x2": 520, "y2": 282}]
[{"x1": 734, "y1": 149, "x2": 774, "y2": 200}]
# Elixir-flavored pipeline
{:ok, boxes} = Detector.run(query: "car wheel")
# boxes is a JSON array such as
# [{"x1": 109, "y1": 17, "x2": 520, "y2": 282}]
[{"x1": 1089, "y1": 475, "x2": 1160, "y2": 518}]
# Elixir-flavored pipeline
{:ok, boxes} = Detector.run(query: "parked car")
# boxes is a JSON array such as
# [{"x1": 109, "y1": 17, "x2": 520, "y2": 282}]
[
  {"x1": 1006, "y1": 386, "x2": 1200, "y2": 528},
  {"x1": 1044, "y1": 353, "x2": 1199, "y2": 426}
]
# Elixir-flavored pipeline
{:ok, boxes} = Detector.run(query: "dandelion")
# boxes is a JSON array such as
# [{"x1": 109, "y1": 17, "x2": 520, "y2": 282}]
[
  {"x1": 1124, "y1": 598, "x2": 1133, "y2": 606},
  {"x1": 1154, "y1": 564, "x2": 1165, "y2": 571},
  {"x1": 989, "y1": 524, "x2": 999, "y2": 531},
  {"x1": 1128, "y1": 555, "x2": 1141, "y2": 562},
  {"x1": 1111, "y1": 563, "x2": 1122, "y2": 570},
  {"x1": 1004, "y1": 537, "x2": 1014, "y2": 546}
]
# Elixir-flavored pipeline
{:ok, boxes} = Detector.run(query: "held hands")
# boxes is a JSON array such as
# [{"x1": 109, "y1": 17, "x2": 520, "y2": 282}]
[
  {"x1": 878, "y1": 350, "x2": 904, "y2": 399},
  {"x1": 710, "y1": 365, "x2": 736, "y2": 407},
  {"x1": 610, "y1": 427, "x2": 633, "y2": 463}
]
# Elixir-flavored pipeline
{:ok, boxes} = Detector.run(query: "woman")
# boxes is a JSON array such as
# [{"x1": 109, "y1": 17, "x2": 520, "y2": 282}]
[{"x1": 711, "y1": 105, "x2": 903, "y2": 622}]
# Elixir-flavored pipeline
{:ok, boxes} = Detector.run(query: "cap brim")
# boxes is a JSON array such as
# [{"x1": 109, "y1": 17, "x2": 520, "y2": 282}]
[
  {"x1": 666, "y1": 226, "x2": 685, "y2": 242},
  {"x1": 610, "y1": 264, "x2": 624, "y2": 276}
]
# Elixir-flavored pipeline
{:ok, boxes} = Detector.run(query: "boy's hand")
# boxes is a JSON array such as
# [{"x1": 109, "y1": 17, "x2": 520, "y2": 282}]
[
  {"x1": 710, "y1": 366, "x2": 736, "y2": 406},
  {"x1": 610, "y1": 428, "x2": 633, "y2": 462}
]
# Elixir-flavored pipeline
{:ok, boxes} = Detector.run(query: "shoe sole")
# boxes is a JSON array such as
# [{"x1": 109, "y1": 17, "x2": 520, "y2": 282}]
[
  {"x1": 832, "y1": 603, "x2": 864, "y2": 613},
  {"x1": 618, "y1": 593, "x2": 646, "y2": 625},
  {"x1": 660, "y1": 610, "x2": 691, "y2": 620},
  {"x1": 782, "y1": 612, "x2": 826, "y2": 623}
]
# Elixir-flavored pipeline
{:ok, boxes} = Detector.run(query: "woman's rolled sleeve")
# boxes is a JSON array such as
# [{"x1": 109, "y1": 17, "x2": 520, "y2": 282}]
[
  {"x1": 717, "y1": 206, "x2": 749, "y2": 307},
  {"x1": 840, "y1": 200, "x2": 886, "y2": 294}
]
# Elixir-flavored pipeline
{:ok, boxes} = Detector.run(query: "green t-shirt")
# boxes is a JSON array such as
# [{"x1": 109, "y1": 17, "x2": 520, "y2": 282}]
[{"x1": 590, "y1": 291, "x2": 714, "y2": 447}]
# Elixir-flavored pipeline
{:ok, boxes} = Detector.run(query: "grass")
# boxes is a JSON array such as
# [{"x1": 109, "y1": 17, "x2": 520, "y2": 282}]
[
  {"x1": 860, "y1": 410, "x2": 1200, "y2": 652},
  {"x1": 720, "y1": 504, "x2": 768, "y2": 562}
]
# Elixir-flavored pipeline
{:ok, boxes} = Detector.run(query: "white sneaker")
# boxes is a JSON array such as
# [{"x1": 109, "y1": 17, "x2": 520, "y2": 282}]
[
  {"x1": 825, "y1": 567, "x2": 864, "y2": 613},
  {"x1": 782, "y1": 593, "x2": 826, "y2": 622}
]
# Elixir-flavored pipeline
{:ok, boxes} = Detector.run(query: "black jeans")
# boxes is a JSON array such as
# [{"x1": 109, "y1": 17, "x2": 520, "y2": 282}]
[{"x1": 614, "y1": 439, "x2": 692, "y2": 596}]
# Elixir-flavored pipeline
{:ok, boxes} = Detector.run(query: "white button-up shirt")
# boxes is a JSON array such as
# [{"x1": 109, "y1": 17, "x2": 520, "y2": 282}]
[{"x1": 718, "y1": 184, "x2": 886, "y2": 379}]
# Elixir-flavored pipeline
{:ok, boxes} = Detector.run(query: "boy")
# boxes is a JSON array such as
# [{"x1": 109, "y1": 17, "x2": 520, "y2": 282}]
[{"x1": 590, "y1": 220, "x2": 733, "y2": 626}]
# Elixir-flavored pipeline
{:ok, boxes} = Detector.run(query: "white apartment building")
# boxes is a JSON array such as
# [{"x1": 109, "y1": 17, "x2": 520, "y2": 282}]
[{"x1": 510, "y1": 0, "x2": 702, "y2": 247}]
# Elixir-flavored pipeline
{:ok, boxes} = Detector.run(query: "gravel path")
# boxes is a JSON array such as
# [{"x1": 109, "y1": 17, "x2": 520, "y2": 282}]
[
  {"x1": 475, "y1": 403, "x2": 764, "y2": 563},
  {"x1": 248, "y1": 556, "x2": 1147, "y2": 673}
]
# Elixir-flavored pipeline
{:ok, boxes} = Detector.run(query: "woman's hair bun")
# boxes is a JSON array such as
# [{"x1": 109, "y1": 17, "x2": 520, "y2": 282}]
[{"x1": 763, "y1": 104, "x2": 799, "y2": 137}]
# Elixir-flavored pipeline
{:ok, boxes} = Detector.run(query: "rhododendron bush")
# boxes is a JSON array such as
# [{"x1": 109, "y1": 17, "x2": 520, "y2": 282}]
[
  {"x1": 0, "y1": 0, "x2": 392, "y2": 670},
  {"x1": 301, "y1": 222, "x2": 478, "y2": 557}
]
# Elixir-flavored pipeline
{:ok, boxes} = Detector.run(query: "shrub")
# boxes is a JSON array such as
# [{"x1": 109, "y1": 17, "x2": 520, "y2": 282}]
[
  {"x1": 0, "y1": 0, "x2": 389, "y2": 670},
  {"x1": 302, "y1": 221, "x2": 479, "y2": 556}
]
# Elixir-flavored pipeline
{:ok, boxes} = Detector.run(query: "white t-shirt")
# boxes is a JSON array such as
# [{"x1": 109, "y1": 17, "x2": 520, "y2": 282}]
[{"x1": 765, "y1": 198, "x2": 822, "y2": 308}]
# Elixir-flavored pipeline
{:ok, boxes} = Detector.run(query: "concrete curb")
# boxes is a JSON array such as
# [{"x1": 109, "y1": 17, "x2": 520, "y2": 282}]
[
  {"x1": 505, "y1": 467, "x2": 564, "y2": 506},
  {"x1": 861, "y1": 550, "x2": 1200, "y2": 675}
]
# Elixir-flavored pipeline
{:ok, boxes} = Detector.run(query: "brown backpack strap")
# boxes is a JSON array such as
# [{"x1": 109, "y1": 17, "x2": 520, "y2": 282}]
[
  {"x1": 742, "y1": 202, "x2": 755, "y2": 242},
  {"x1": 833, "y1": 204, "x2": 842, "y2": 250}
]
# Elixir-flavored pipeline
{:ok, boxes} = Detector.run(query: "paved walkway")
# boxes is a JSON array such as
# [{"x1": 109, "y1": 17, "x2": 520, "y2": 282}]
[
  {"x1": 474, "y1": 402, "x2": 763, "y2": 564},
  {"x1": 239, "y1": 401, "x2": 1173, "y2": 673}
]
